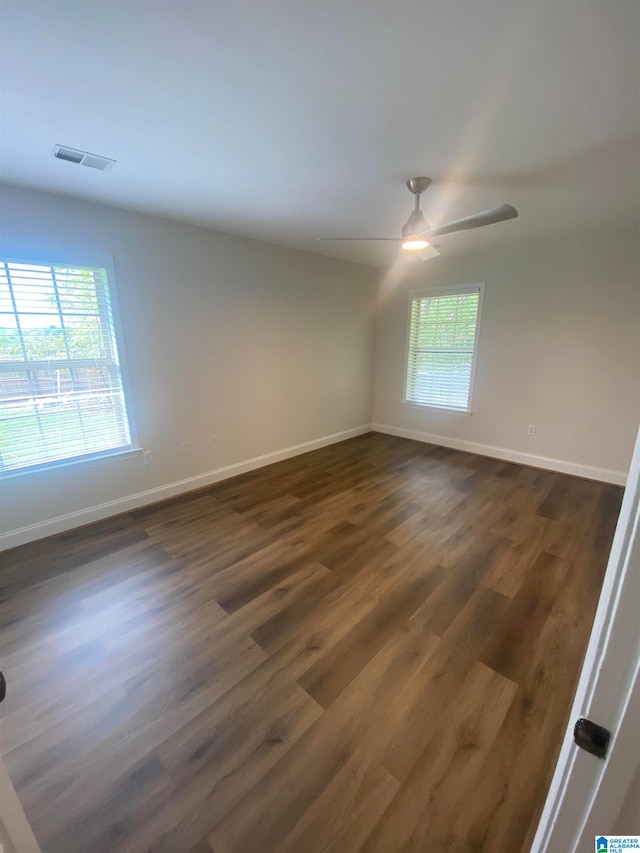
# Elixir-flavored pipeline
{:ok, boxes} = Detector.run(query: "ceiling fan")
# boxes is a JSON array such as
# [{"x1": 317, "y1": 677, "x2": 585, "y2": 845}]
[{"x1": 318, "y1": 177, "x2": 518, "y2": 260}]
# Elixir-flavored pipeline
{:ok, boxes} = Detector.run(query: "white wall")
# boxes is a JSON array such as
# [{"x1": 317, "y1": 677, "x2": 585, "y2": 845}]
[
  {"x1": 2, "y1": 186, "x2": 638, "y2": 548},
  {"x1": 0, "y1": 185, "x2": 376, "y2": 547},
  {"x1": 615, "y1": 760, "x2": 640, "y2": 834},
  {"x1": 372, "y1": 226, "x2": 640, "y2": 482}
]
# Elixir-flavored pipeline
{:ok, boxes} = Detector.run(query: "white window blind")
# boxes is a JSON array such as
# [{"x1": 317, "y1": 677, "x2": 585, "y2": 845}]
[
  {"x1": 405, "y1": 286, "x2": 482, "y2": 412},
  {"x1": 0, "y1": 260, "x2": 133, "y2": 473}
]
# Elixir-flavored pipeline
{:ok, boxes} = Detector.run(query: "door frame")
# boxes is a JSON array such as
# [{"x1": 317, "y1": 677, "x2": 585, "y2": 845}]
[
  {"x1": 0, "y1": 758, "x2": 41, "y2": 853},
  {"x1": 532, "y1": 425, "x2": 640, "y2": 851}
]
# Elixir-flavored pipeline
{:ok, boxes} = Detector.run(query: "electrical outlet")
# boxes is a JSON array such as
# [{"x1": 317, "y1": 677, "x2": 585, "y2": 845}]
[
  {"x1": 143, "y1": 450, "x2": 153, "y2": 465},
  {"x1": 211, "y1": 434, "x2": 220, "y2": 449},
  {"x1": 527, "y1": 425, "x2": 537, "y2": 436},
  {"x1": 179, "y1": 441, "x2": 191, "y2": 456}
]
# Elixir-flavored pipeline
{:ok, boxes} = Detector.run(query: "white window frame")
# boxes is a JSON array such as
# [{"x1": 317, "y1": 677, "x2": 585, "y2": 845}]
[
  {"x1": 403, "y1": 282, "x2": 484, "y2": 415},
  {"x1": 0, "y1": 248, "x2": 140, "y2": 478}
]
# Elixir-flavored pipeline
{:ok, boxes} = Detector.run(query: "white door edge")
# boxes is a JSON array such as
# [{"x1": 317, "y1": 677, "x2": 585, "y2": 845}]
[
  {"x1": 532, "y1": 424, "x2": 640, "y2": 852},
  {"x1": 0, "y1": 758, "x2": 41, "y2": 853}
]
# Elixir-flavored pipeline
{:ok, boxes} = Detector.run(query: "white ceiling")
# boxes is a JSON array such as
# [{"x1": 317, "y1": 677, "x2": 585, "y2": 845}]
[{"x1": 1, "y1": 1, "x2": 639, "y2": 268}]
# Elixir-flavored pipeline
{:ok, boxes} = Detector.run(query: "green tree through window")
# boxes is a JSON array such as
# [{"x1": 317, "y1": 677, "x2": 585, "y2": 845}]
[
  {"x1": 0, "y1": 261, "x2": 133, "y2": 472},
  {"x1": 405, "y1": 286, "x2": 482, "y2": 412}
]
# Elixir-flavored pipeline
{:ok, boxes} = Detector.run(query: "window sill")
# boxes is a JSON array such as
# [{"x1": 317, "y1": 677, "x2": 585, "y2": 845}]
[{"x1": 0, "y1": 447, "x2": 142, "y2": 481}]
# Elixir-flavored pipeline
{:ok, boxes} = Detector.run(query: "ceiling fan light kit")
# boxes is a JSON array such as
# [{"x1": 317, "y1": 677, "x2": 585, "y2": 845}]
[
  {"x1": 318, "y1": 176, "x2": 518, "y2": 261},
  {"x1": 401, "y1": 178, "x2": 432, "y2": 250},
  {"x1": 402, "y1": 238, "x2": 431, "y2": 251},
  {"x1": 401, "y1": 208, "x2": 431, "y2": 251}
]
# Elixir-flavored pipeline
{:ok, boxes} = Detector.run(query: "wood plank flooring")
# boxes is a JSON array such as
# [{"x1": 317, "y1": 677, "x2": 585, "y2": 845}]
[{"x1": 0, "y1": 433, "x2": 623, "y2": 853}]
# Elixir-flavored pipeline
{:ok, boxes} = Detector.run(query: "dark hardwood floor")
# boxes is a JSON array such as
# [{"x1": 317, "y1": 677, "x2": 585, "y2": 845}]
[{"x1": 0, "y1": 433, "x2": 623, "y2": 853}]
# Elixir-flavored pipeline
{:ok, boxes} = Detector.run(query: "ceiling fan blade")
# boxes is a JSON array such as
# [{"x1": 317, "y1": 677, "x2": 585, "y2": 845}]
[
  {"x1": 419, "y1": 245, "x2": 440, "y2": 261},
  {"x1": 316, "y1": 237, "x2": 400, "y2": 242},
  {"x1": 423, "y1": 204, "x2": 518, "y2": 239}
]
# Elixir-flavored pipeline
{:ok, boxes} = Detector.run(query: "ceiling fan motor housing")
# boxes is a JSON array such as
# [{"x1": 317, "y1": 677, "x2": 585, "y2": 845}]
[{"x1": 402, "y1": 209, "x2": 429, "y2": 239}]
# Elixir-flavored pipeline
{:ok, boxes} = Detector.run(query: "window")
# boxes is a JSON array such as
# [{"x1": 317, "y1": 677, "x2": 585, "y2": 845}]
[
  {"x1": 0, "y1": 258, "x2": 134, "y2": 473},
  {"x1": 405, "y1": 284, "x2": 483, "y2": 413}
]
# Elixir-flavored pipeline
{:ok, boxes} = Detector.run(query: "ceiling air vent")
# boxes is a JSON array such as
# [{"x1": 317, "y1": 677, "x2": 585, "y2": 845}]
[{"x1": 53, "y1": 144, "x2": 116, "y2": 172}]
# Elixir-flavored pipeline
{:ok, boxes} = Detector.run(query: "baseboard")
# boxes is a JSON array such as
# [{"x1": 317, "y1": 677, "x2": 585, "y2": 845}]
[
  {"x1": 373, "y1": 422, "x2": 628, "y2": 486},
  {"x1": 0, "y1": 424, "x2": 373, "y2": 551},
  {"x1": 3, "y1": 421, "x2": 625, "y2": 551}
]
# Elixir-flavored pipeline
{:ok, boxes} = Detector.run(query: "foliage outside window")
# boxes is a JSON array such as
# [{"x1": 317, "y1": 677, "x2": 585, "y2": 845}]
[
  {"x1": 405, "y1": 286, "x2": 482, "y2": 413},
  {"x1": 0, "y1": 260, "x2": 133, "y2": 473}
]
